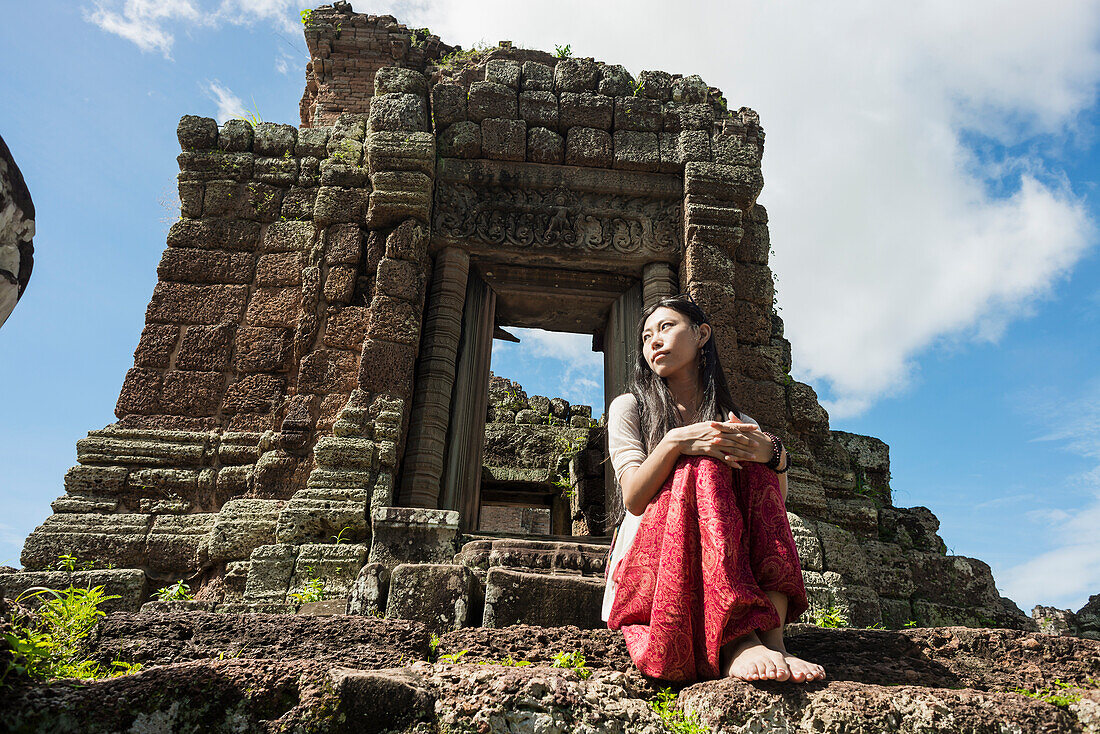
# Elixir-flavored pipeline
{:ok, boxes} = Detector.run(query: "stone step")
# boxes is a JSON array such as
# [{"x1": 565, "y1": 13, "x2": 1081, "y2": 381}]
[{"x1": 455, "y1": 537, "x2": 610, "y2": 578}]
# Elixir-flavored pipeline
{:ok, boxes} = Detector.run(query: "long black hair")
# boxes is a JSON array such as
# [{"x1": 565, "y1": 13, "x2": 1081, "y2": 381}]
[{"x1": 629, "y1": 295, "x2": 743, "y2": 453}]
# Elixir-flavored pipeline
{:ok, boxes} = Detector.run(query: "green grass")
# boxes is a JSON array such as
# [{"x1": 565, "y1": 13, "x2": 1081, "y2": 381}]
[
  {"x1": 811, "y1": 605, "x2": 849, "y2": 629},
  {"x1": 153, "y1": 581, "x2": 193, "y2": 602},
  {"x1": 2, "y1": 583, "x2": 142, "y2": 684},
  {"x1": 650, "y1": 687, "x2": 709, "y2": 733},
  {"x1": 1013, "y1": 679, "x2": 1082, "y2": 709},
  {"x1": 550, "y1": 650, "x2": 591, "y2": 679}
]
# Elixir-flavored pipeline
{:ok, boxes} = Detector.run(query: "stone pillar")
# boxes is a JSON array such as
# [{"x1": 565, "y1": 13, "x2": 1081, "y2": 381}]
[
  {"x1": 398, "y1": 247, "x2": 470, "y2": 508},
  {"x1": 602, "y1": 282, "x2": 643, "y2": 528},
  {"x1": 642, "y1": 261, "x2": 676, "y2": 308},
  {"x1": 440, "y1": 268, "x2": 497, "y2": 532}
]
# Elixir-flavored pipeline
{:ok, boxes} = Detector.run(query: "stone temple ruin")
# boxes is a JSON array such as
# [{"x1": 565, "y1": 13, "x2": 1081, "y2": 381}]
[{"x1": 2, "y1": 3, "x2": 1033, "y2": 635}]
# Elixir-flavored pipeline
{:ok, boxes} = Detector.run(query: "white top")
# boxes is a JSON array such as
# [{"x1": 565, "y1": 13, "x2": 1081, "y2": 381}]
[{"x1": 601, "y1": 393, "x2": 755, "y2": 622}]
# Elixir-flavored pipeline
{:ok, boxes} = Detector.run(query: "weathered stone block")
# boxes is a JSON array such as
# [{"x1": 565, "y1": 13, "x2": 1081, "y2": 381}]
[
  {"x1": 788, "y1": 512, "x2": 823, "y2": 572},
  {"x1": 133, "y1": 324, "x2": 178, "y2": 369},
  {"x1": 553, "y1": 58, "x2": 598, "y2": 92},
  {"x1": 346, "y1": 562, "x2": 389, "y2": 616},
  {"x1": 438, "y1": 121, "x2": 481, "y2": 158},
  {"x1": 177, "y1": 151, "x2": 254, "y2": 183},
  {"x1": 253, "y1": 123, "x2": 297, "y2": 157},
  {"x1": 468, "y1": 81, "x2": 517, "y2": 122},
  {"x1": 207, "y1": 499, "x2": 285, "y2": 563},
  {"x1": 297, "y1": 349, "x2": 358, "y2": 394},
  {"x1": 822, "y1": 571, "x2": 883, "y2": 628},
  {"x1": 255, "y1": 252, "x2": 302, "y2": 287},
  {"x1": 369, "y1": 93, "x2": 428, "y2": 132},
  {"x1": 518, "y1": 91, "x2": 558, "y2": 130},
  {"x1": 178, "y1": 115, "x2": 218, "y2": 150},
  {"x1": 313, "y1": 186, "x2": 369, "y2": 226},
  {"x1": 296, "y1": 126, "x2": 330, "y2": 157},
  {"x1": 158, "y1": 248, "x2": 255, "y2": 285},
  {"x1": 659, "y1": 130, "x2": 711, "y2": 172},
  {"x1": 374, "y1": 67, "x2": 427, "y2": 96},
  {"x1": 485, "y1": 59, "x2": 521, "y2": 89},
  {"x1": 160, "y1": 370, "x2": 224, "y2": 416},
  {"x1": 664, "y1": 102, "x2": 715, "y2": 132},
  {"x1": 324, "y1": 224, "x2": 362, "y2": 266},
  {"x1": 245, "y1": 286, "x2": 301, "y2": 328},
  {"x1": 613, "y1": 130, "x2": 660, "y2": 171},
  {"x1": 175, "y1": 324, "x2": 234, "y2": 371},
  {"x1": 481, "y1": 118, "x2": 526, "y2": 161},
  {"x1": 146, "y1": 283, "x2": 248, "y2": 324},
  {"x1": 168, "y1": 219, "x2": 259, "y2": 253},
  {"x1": 879, "y1": 597, "x2": 915, "y2": 629},
  {"x1": 367, "y1": 293, "x2": 421, "y2": 345},
  {"x1": 824, "y1": 496, "x2": 879, "y2": 538},
  {"x1": 254, "y1": 156, "x2": 299, "y2": 186},
  {"x1": 816, "y1": 521, "x2": 871, "y2": 587},
  {"x1": 63, "y1": 466, "x2": 129, "y2": 495},
  {"x1": 357, "y1": 338, "x2": 416, "y2": 395},
  {"x1": 559, "y1": 92, "x2": 613, "y2": 130},
  {"x1": 244, "y1": 543, "x2": 297, "y2": 602},
  {"x1": 565, "y1": 127, "x2": 612, "y2": 167},
  {"x1": 383, "y1": 219, "x2": 428, "y2": 263},
  {"x1": 713, "y1": 130, "x2": 764, "y2": 167},
  {"x1": 879, "y1": 506, "x2": 944, "y2": 552},
  {"x1": 320, "y1": 160, "x2": 370, "y2": 188},
  {"x1": 324, "y1": 264, "x2": 357, "y2": 304},
  {"x1": 431, "y1": 83, "x2": 466, "y2": 129},
  {"x1": 20, "y1": 514, "x2": 154, "y2": 571},
  {"x1": 598, "y1": 64, "x2": 633, "y2": 96},
  {"x1": 615, "y1": 96, "x2": 663, "y2": 132},
  {"x1": 324, "y1": 306, "x2": 371, "y2": 350},
  {"x1": 376, "y1": 256, "x2": 422, "y2": 302},
  {"x1": 366, "y1": 131, "x2": 434, "y2": 176},
  {"x1": 636, "y1": 70, "x2": 673, "y2": 101},
  {"x1": 483, "y1": 568, "x2": 604, "y2": 629},
  {"x1": 366, "y1": 171, "x2": 432, "y2": 227},
  {"x1": 314, "y1": 436, "x2": 378, "y2": 472},
  {"x1": 146, "y1": 513, "x2": 215, "y2": 574},
  {"x1": 0, "y1": 569, "x2": 146, "y2": 611},
  {"x1": 386, "y1": 563, "x2": 477, "y2": 633},
  {"x1": 685, "y1": 161, "x2": 764, "y2": 208},
  {"x1": 522, "y1": 61, "x2": 553, "y2": 91},
  {"x1": 289, "y1": 543, "x2": 368, "y2": 601},
  {"x1": 910, "y1": 552, "x2": 1002, "y2": 609},
  {"x1": 217, "y1": 119, "x2": 253, "y2": 152},
  {"x1": 861, "y1": 540, "x2": 916, "y2": 598},
  {"x1": 368, "y1": 507, "x2": 459, "y2": 566},
  {"x1": 222, "y1": 374, "x2": 284, "y2": 414}
]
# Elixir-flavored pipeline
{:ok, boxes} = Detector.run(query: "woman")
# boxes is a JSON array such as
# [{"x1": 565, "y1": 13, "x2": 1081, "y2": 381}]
[{"x1": 602, "y1": 295, "x2": 824, "y2": 683}]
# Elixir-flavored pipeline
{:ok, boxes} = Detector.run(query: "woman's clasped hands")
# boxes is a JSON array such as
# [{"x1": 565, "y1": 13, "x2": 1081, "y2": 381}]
[{"x1": 669, "y1": 411, "x2": 774, "y2": 469}]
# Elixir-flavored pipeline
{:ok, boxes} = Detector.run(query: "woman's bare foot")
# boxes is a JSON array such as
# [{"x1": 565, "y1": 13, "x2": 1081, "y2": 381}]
[
  {"x1": 756, "y1": 628, "x2": 826, "y2": 682},
  {"x1": 722, "y1": 631, "x2": 791, "y2": 681}
]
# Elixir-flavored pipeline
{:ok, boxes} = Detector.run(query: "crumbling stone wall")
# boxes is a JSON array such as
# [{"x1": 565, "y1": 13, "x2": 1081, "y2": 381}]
[
  {"x1": 0, "y1": 133, "x2": 34, "y2": 329},
  {"x1": 6, "y1": 4, "x2": 1033, "y2": 633}
]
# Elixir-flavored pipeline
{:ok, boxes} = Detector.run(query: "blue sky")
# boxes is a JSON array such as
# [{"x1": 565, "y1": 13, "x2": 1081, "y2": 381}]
[{"x1": 1, "y1": 1, "x2": 1099, "y2": 614}]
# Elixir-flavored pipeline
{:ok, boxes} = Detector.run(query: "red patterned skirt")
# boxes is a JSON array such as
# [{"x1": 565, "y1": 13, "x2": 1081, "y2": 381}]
[{"x1": 607, "y1": 456, "x2": 808, "y2": 682}]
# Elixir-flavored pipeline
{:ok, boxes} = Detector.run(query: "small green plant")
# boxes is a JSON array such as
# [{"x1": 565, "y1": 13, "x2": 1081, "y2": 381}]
[
  {"x1": 478, "y1": 655, "x2": 532, "y2": 667},
  {"x1": 554, "y1": 43, "x2": 572, "y2": 58},
  {"x1": 811, "y1": 605, "x2": 849, "y2": 629},
  {"x1": 2, "y1": 584, "x2": 129, "y2": 684},
  {"x1": 630, "y1": 78, "x2": 645, "y2": 96},
  {"x1": 864, "y1": 622, "x2": 886, "y2": 630},
  {"x1": 650, "y1": 687, "x2": 709, "y2": 733},
  {"x1": 56, "y1": 554, "x2": 78, "y2": 572},
  {"x1": 300, "y1": 9, "x2": 313, "y2": 26},
  {"x1": 289, "y1": 566, "x2": 324, "y2": 604},
  {"x1": 1013, "y1": 679, "x2": 1082, "y2": 709},
  {"x1": 903, "y1": 619, "x2": 919, "y2": 628},
  {"x1": 331, "y1": 526, "x2": 353, "y2": 545},
  {"x1": 550, "y1": 650, "x2": 591, "y2": 679},
  {"x1": 154, "y1": 581, "x2": 193, "y2": 602},
  {"x1": 438, "y1": 649, "x2": 469, "y2": 664},
  {"x1": 234, "y1": 96, "x2": 263, "y2": 128},
  {"x1": 429, "y1": 633, "x2": 441, "y2": 659}
]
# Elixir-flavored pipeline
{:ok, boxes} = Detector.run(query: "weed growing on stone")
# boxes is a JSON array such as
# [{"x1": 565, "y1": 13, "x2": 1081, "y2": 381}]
[
  {"x1": 55, "y1": 554, "x2": 93, "y2": 572},
  {"x1": 300, "y1": 9, "x2": 313, "y2": 26},
  {"x1": 550, "y1": 650, "x2": 591, "y2": 679},
  {"x1": 429, "y1": 633, "x2": 441, "y2": 659},
  {"x1": 153, "y1": 581, "x2": 194, "y2": 602},
  {"x1": 1013, "y1": 679, "x2": 1082, "y2": 709},
  {"x1": 2, "y1": 584, "x2": 142, "y2": 684},
  {"x1": 438, "y1": 649, "x2": 469, "y2": 664},
  {"x1": 435, "y1": 43, "x2": 491, "y2": 73},
  {"x1": 555, "y1": 44, "x2": 572, "y2": 58},
  {"x1": 478, "y1": 655, "x2": 531, "y2": 667},
  {"x1": 289, "y1": 567, "x2": 325, "y2": 604},
  {"x1": 864, "y1": 622, "x2": 886, "y2": 630},
  {"x1": 811, "y1": 605, "x2": 849, "y2": 629},
  {"x1": 650, "y1": 687, "x2": 709, "y2": 734},
  {"x1": 331, "y1": 526, "x2": 353, "y2": 545},
  {"x1": 904, "y1": 619, "x2": 919, "y2": 628}
]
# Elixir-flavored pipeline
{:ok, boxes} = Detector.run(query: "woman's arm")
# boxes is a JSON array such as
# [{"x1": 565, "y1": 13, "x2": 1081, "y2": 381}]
[{"x1": 619, "y1": 431, "x2": 685, "y2": 516}]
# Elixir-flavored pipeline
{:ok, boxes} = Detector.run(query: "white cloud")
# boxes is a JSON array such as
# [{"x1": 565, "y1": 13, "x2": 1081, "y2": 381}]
[
  {"x1": 493, "y1": 328, "x2": 604, "y2": 408},
  {"x1": 382, "y1": 0, "x2": 1099, "y2": 418},
  {"x1": 85, "y1": 0, "x2": 298, "y2": 57},
  {"x1": 202, "y1": 79, "x2": 245, "y2": 123}
]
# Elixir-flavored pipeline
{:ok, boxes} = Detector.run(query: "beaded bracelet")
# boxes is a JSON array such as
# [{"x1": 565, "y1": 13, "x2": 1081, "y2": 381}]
[{"x1": 761, "y1": 431, "x2": 789, "y2": 474}]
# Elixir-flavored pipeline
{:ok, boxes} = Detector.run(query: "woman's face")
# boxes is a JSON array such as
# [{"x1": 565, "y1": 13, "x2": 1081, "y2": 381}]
[{"x1": 640, "y1": 306, "x2": 709, "y2": 379}]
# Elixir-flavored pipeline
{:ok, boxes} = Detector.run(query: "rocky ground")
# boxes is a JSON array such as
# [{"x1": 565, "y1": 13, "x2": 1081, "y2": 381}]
[{"x1": 2, "y1": 612, "x2": 1099, "y2": 733}]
